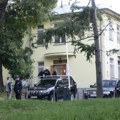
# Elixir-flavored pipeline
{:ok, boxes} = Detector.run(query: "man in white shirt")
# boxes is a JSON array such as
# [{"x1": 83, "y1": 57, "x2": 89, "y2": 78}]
[
  {"x1": 6, "y1": 77, "x2": 12, "y2": 99},
  {"x1": 21, "y1": 79, "x2": 28, "y2": 99}
]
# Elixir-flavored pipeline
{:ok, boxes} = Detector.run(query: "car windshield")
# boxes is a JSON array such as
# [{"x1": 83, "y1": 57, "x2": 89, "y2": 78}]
[
  {"x1": 36, "y1": 79, "x2": 56, "y2": 87},
  {"x1": 102, "y1": 80, "x2": 116, "y2": 87},
  {"x1": 93, "y1": 80, "x2": 117, "y2": 87}
]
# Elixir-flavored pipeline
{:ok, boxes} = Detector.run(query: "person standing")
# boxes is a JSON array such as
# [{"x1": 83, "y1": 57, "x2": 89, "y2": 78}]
[
  {"x1": 21, "y1": 78, "x2": 28, "y2": 99},
  {"x1": 38, "y1": 68, "x2": 44, "y2": 79},
  {"x1": 14, "y1": 75, "x2": 22, "y2": 100},
  {"x1": 6, "y1": 77, "x2": 12, "y2": 99},
  {"x1": 44, "y1": 68, "x2": 51, "y2": 77},
  {"x1": 52, "y1": 67, "x2": 57, "y2": 76}
]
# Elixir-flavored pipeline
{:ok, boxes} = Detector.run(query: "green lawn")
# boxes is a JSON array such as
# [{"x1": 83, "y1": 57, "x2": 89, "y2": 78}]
[{"x1": 0, "y1": 98, "x2": 120, "y2": 120}]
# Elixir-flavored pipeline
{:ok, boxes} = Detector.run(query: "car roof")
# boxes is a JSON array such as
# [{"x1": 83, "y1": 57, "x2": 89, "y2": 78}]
[
  {"x1": 41, "y1": 76, "x2": 62, "y2": 80},
  {"x1": 41, "y1": 75, "x2": 72, "y2": 79},
  {"x1": 102, "y1": 80, "x2": 117, "y2": 82},
  {"x1": 41, "y1": 77, "x2": 58, "y2": 80}
]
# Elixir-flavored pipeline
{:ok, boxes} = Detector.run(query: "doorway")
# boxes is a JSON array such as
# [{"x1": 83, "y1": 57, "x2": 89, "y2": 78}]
[{"x1": 51, "y1": 64, "x2": 66, "y2": 75}]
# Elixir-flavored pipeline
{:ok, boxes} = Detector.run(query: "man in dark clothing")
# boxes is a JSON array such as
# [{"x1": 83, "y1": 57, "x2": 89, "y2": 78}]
[
  {"x1": 52, "y1": 70, "x2": 57, "y2": 76},
  {"x1": 44, "y1": 68, "x2": 51, "y2": 77},
  {"x1": 52, "y1": 67, "x2": 57, "y2": 76},
  {"x1": 38, "y1": 68, "x2": 44, "y2": 79},
  {"x1": 14, "y1": 75, "x2": 22, "y2": 100}
]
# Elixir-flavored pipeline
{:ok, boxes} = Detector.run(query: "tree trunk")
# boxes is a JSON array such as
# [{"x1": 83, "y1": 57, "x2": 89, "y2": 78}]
[
  {"x1": 91, "y1": 0, "x2": 103, "y2": 98},
  {"x1": 0, "y1": 0, "x2": 8, "y2": 22},
  {"x1": 0, "y1": 56, "x2": 4, "y2": 91},
  {"x1": 0, "y1": 0, "x2": 8, "y2": 91}
]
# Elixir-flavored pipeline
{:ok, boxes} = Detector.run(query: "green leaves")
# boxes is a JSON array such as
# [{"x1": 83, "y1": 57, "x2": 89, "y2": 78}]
[
  {"x1": 0, "y1": 0, "x2": 57, "y2": 78},
  {"x1": 74, "y1": 42, "x2": 95, "y2": 61},
  {"x1": 44, "y1": 6, "x2": 96, "y2": 61}
]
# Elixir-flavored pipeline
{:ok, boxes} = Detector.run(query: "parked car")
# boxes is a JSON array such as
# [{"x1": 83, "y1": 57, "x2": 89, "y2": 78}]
[
  {"x1": 115, "y1": 80, "x2": 120, "y2": 97},
  {"x1": 84, "y1": 80, "x2": 117, "y2": 98},
  {"x1": 27, "y1": 76, "x2": 77, "y2": 101}
]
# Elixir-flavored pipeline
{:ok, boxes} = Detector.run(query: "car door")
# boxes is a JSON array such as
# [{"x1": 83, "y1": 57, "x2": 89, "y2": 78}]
[
  {"x1": 55, "y1": 80, "x2": 71, "y2": 100},
  {"x1": 55, "y1": 80, "x2": 64, "y2": 100},
  {"x1": 115, "y1": 80, "x2": 120, "y2": 97}
]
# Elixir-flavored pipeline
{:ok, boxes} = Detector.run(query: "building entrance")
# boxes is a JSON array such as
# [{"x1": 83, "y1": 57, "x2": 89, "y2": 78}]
[
  {"x1": 51, "y1": 64, "x2": 66, "y2": 75},
  {"x1": 51, "y1": 59, "x2": 67, "y2": 75}
]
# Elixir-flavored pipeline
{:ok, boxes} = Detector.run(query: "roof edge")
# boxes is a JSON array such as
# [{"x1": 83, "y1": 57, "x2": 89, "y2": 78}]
[{"x1": 100, "y1": 8, "x2": 120, "y2": 20}]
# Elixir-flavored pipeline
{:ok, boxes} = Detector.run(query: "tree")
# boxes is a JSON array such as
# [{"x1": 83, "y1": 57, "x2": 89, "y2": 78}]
[
  {"x1": 0, "y1": 0, "x2": 57, "y2": 91},
  {"x1": 43, "y1": 1, "x2": 103, "y2": 97},
  {"x1": 91, "y1": 0, "x2": 102, "y2": 98}
]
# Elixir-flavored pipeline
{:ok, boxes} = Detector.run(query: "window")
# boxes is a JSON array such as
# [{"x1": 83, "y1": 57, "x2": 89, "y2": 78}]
[
  {"x1": 55, "y1": 34, "x2": 65, "y2": 44},
  {"x1": 117, "y1": 25, "x2": 120, "y2": 44},
  {"x1": 38, "y1": 61, "x2": 44, "y2": 74},
  {"x1": 54, "y1": 23, "x2": 66, "y2": 44},
  {"x1": 37, "y1": 25, "x2": 44, "y2": 45},
  {"x1": 117, "y1": 80, "x2": 120, "y2": 87},
  {"x1": 102, "y1": 80, "x2": 116, "y2": 87},
  {"x1": 53, "y1": 59, "x2": 67, "y2": 64},
  {"x1": 109, "y1": 22, "x2": 113, "y2": 41},
  {"x1": 118, "y1": 61, "x2": 120, "y2": 79},
  {"x1": 110, "y1": 58, "x2": 114, "y2": 79}
]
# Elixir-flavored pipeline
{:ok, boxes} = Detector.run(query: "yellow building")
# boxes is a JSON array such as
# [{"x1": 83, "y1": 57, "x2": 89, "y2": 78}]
[{"x1": 3, "y1": 7, "x2": 120, "y2": 88}]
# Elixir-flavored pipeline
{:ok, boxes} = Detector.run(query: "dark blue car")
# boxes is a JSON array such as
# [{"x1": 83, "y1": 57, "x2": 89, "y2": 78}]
[{"x1": 85, "y1": 80, "x2": 117, "y2": 98}]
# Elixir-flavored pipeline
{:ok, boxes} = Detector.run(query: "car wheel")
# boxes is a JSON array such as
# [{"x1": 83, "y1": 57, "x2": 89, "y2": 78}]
[
  {"x1": 27, "y1": 95, "x2": 31, "y2": 99},
  {"x1": 115, "y1": 91, "x2": 120, "y2": 97},
  {"x1": 50, "y1": 94, "x2": 55, "y2": 102},
  {"x1": 109, "y1": 91, "x2": 114, "y2": 98}
]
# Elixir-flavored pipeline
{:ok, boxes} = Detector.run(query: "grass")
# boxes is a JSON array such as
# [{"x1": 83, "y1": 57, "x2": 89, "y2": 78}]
[{"x1": 0, "y1": 98, "x2": 120, "y2": 120}]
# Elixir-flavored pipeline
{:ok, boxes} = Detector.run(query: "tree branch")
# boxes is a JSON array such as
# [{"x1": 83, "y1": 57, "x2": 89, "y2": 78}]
[{"x1": 98, "y1": 22, "x2": 110, "y2": 36}]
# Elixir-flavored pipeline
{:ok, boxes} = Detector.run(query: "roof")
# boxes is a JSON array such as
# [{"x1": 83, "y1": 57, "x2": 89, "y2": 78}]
[
  {"x1": 53, "y1": 4, "x2": 83, "y2": 15},
  {"x1": 53, "y1": 5, "x2": 120, "y2": 19},
  {"x1": 100, "y1": 8, "x2": 120, "y2": 20}
]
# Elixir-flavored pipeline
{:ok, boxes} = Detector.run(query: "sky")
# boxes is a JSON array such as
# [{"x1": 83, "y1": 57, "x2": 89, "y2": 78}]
[{"x1": 57, "y1": 0, "x2": 120, "y2": 14}]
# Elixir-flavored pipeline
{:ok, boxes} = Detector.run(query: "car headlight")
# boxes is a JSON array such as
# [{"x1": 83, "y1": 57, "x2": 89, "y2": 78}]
[
  {"x1": 103, "y1": 91, "x2": 110, "y2": 95},
  {"x1": 116, "y1": 88, "x2": 120, "y2": 91},
  {"x1": 88, "y1": 91, "x2": 96, "y2": 94},
  {"x1": 41, "y1": 90, "x2": 49, "y2": 94}
]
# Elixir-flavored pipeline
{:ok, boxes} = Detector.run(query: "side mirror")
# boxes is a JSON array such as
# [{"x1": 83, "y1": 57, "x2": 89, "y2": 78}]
[
  {"x1": 34, "y1": 84, "x2": 37, "y2": 87},
  {"x1": 90, "y1": 85, "x2": 94, "y2": 88},
  {"x1": 56, "y1": 84, "x2": 61, "y2": 88},
  {"x1": 55, "y1": 80, "x2": 63, "y2": 88}
]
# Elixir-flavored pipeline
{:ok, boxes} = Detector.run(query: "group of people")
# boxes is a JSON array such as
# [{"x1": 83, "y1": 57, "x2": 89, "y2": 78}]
[
  {"x1": 38, "y1": 67, "x2": 57, "y2": 79},
  {"x1": 6, "y1": 67, "x2": 57, "y2": 99},
  {"x1": 6, "y1": 75, "x2": 28, "y2": 100}
]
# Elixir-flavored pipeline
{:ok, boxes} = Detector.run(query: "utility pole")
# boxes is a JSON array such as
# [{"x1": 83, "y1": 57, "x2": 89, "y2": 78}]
[{"x1": 91, "y1": 0, "x2": 103, "y2": 98}]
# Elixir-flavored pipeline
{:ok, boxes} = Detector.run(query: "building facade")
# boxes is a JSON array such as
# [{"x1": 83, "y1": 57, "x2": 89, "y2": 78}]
[
  {"x1": 25, "y1": 7, "x2": 120, "y2": 88},
  {"x1": 3, "y1": 7, "x2": 120, "y2": 88},
  {"x1": 100, "y1": 9, "x2": 120, "y2": 82}
]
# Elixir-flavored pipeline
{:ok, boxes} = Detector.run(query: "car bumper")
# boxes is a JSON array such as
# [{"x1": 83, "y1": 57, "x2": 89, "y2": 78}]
[
  {"x1": 88, "y1": 91, "x2": 113, "y2": 98},
  {"x1": 28, "y1": 93, "x2": 49, "y2": 99}
]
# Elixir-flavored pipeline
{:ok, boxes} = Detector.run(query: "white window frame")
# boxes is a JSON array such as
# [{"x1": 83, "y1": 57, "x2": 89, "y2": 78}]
[
  {"x1": 109, "y1": 22, "x2": 113, "y2": 41},
  {"x1": 110, "y1": 58, "x2": 114, "y2": 79},
  {"x1": 54, "y1": 23, "x2": 66, "y2": 44},
  {"x1": 37, "y1": 25, "x2": 44, "y2": 46},
  {"x1": 117, "y1": 25, "x2": 120, "y2": 44},
  {"x1": 118, "y1": 61, "x2": 120, "y2": 79},
  {"x1": 38, "y1": 61, "x2": 44, "y2": 75}
]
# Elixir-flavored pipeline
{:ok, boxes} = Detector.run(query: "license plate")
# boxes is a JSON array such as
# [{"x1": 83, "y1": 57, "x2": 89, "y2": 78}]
[{"x1": 30, "y1": 96, "x2": 37, "y2": 98}]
